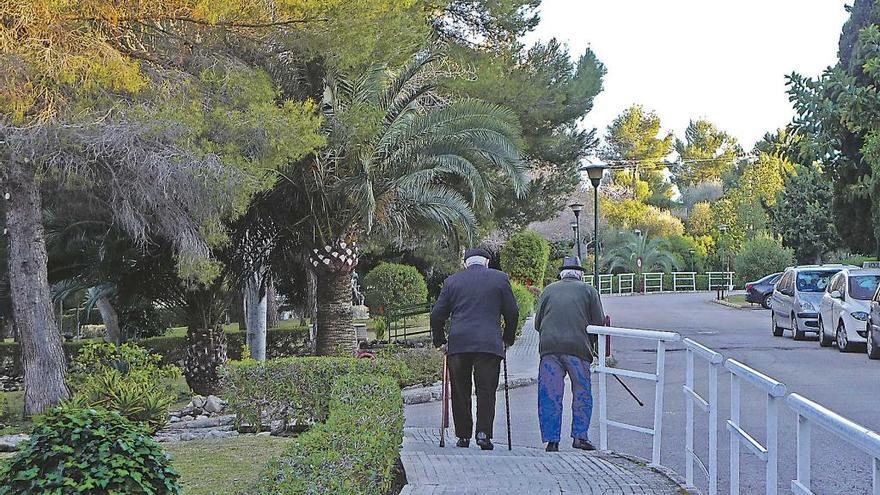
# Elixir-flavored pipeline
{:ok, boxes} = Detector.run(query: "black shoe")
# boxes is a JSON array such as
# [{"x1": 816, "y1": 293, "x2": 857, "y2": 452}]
[
  {"x1": 572, "y1": 438, "x2": 596, "y2": 451},
  {"x1": 456, "y1": 438, "x2": 470, "y2": 448},
  {"x1": 545, "y1": 442, "x2": 559, "y2": 452},
  {"x1": 476, "y1": 432, "x2": 494, "y2": 450}
]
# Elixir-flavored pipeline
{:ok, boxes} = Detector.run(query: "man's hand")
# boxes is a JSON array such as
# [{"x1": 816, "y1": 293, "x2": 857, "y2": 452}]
[{"x1": 437, "y1": 344, "x2": 448, "y2": 354}]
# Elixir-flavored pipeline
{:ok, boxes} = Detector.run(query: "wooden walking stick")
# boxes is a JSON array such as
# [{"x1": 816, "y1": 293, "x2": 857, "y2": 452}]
[
  {"x1": 503, "y1": 349, "x2": 512, "y2": 450},
  {"x1": 439, "y1": 353, "x2": 449, "y2": 447}
]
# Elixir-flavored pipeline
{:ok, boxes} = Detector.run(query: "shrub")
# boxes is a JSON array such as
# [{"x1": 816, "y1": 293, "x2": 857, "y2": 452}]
[
  {"x1": 543, "y1": 257, "x2": 565, "y2": 286},
  {"x1": 501, "y1": 230, "x2": 550, "y2": 288},
  {"x1": 257, "y1": 374, "x2": 403, "y2": 495},
  {"x1": 68, "y1": 342, "x2": 180, "y2": 433},
  {"x1": 363, "y1": 263, "x2": 428, "y2": 311},
  {"x1": 220, "y1": 357, "x2": 410, "y2": 431},
  {"x1": 734, "y1": 236, "x2": 796, "y2": 284},
  {"x1": 0, "y1": 407, "x2": 180, "y2": 495},
  {"x1": 375, "y1": 344, "x2": 442, "y2": 386},
  {"x1": 511, "y1": 281, "x2": 535, "y2": 333}
]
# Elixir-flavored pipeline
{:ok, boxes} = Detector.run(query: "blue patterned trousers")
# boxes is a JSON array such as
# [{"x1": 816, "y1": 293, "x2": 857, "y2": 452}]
[{"x1": 537, "y1": 353, "x2": 593, "y2": 443}]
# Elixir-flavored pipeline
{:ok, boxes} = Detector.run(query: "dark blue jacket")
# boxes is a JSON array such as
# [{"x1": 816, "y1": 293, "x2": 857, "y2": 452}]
[{"x1": 430, "y1": 265, "x2": 519, "y2": 358}]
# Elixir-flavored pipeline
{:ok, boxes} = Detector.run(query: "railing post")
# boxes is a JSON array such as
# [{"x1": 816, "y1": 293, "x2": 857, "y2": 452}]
[
  {"x1": 874, "y1": 456, "x2": 880, "y2": 495},
  {"x1": 796, "y1": 413, "x2": 811, "y2": 490},
  {"x1": 685, "y1": 348, "x2": 695, "y2": 487},
  {"x1": 598, "y1": 330, "x2": 608, "y2": 451},
  {"x1": 652, "y1": 340, "x2": 666, "y2": 466},
  {"x1": 730, "y1": 373, "x2": 740, "y2": 495},
  {"x1": 767, "y1": 394, "x2": 779, "y2": 495},
  {"x1": 709, "y1": 358, "x2": 719, "y2": 495}
]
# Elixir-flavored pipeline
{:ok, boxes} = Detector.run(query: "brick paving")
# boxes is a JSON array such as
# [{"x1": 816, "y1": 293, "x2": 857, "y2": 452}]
[
  {"x1": 400, "y1": 428, "x2": 688, "y2": 494},
  {"x1": 401, "y1": 319, "x2": 694, "y2": 494}
]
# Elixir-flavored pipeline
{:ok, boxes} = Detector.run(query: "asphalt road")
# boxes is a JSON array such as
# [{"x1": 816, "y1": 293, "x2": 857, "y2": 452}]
[{"x1": 405, "y1": 292, "x2": 879, "y2": 495}]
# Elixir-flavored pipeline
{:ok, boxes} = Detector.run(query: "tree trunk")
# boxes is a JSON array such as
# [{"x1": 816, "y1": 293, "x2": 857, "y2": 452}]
[
  {"x1": 3, "y1": 160, "x2": 70, "y2": 414},
  {"x1": 95, "y1": 295, "x2": 122, "y2": 345},
  {"x1": 244, "y1": 272, "x2": 267, "y2": 361},
  {"x1": 184, "y1": 326, "x2": 228, "y2": 395},
  {"x1": 315, "y1": 268, "x2": 355, "y2": 355},
  {"x1": 266, "y1": 277, "x2": 279, "y2": 329}
]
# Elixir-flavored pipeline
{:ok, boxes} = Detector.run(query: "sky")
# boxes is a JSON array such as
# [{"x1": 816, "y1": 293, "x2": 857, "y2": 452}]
[{"x1": 526, "y1": 0, "x2": 851, "y2": 150}]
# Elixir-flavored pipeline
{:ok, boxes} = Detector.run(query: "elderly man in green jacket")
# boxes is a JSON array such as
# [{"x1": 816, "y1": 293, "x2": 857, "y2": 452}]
[{"x1": 534, "y1": 256, "x2": 604, "y2": 452}]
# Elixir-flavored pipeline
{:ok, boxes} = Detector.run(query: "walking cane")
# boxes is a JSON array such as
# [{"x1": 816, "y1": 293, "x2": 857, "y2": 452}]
[
  {"x1": 439, "y1": 353, "x2": 449, "y2": 447},
  {"x1": 503, "y1": 348, "x2": 512, "y2": 451},
  {"x1": 587, "y1": 330, "x2": 644, "y2": 407}
]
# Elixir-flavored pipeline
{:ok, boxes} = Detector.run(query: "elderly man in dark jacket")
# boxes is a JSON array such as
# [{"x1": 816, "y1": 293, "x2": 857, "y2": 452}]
[
  {"x1": 431, "y1": 247, "x2": 519, "y2": 450},
  {"x1": 534, "y1": 256, "x2": 604, "y2": 452}
]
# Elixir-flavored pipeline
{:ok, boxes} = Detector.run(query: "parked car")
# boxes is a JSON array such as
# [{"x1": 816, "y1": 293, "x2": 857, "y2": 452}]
[
  {"x1": 771, "y1": 265, "x2": 856, "y2": 340},
  {"x1": 818, "y1": 268, "x2": 880, "y2": 352},
  {"x1": 867, "y1": 284, "x2": 880, "y2": 360},
  {"x1": 745, "y1": 272, "x2": 782, "y2": 309}
]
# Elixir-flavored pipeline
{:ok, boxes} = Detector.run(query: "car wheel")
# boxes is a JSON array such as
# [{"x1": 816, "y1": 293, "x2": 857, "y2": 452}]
[
  {"x1": 772, "y1": 313, "x2": 783, "y2": 337},
  {"x1": 868, "y1": 324, "x2": 880, "y2": 360},
  {"x1": 836, "y1": 321, "x2": 856, "y2": 353},
  {"x1": 762, "y1": 294, "x2": 772, "y2": 310},
  {"x1": 792, "y1": 313, "x2": 807, "y2": 340},
  {"x1": 818, "y1": 316, "x2": 834, "y2": 347}
]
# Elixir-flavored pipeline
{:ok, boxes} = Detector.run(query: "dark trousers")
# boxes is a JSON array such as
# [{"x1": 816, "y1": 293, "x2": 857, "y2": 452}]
[{"x1": 447, "y1": 352, "x2": 501, "y2": 439}]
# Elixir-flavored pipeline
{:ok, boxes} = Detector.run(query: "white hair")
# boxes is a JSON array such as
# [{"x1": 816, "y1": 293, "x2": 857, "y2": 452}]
[
  {"x1": 465, "y1": 255, "x2": 489, "y2": 267},
  {"x1": 560, "y1": 269, "x2": 583, "y2": 280}
]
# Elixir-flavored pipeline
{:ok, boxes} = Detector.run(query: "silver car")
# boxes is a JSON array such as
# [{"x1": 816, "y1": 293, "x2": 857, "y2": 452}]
[{"x1": 771, "y1": 265, "x2": 857, "y2": 340}]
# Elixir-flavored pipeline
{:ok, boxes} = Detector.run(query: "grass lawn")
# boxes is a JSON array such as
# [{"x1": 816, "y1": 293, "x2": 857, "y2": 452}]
[
  {"x1": 724, "y1": 294, "x2": 758, "y2": 308},
  {"x1": 165, "y1": 435, "x2": 296, "y2": 495}
]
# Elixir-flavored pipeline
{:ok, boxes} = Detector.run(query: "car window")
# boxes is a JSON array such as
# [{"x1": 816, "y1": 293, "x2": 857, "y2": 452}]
[
  {"x1": 849, "y1": 275, "x2": 880, "y2": 301},
  {"x1": 769, "y1": 273, "x2": 782, "y2": 284},
  {"x1": 796, "y1": 270, "x2": 836, "y2": 293},
  {"x1": 829, "y1": 273, "x2": 844, "y2": 294},
  {"x1": 779, "y1": 271, "x2": 793, "y2": 293}
]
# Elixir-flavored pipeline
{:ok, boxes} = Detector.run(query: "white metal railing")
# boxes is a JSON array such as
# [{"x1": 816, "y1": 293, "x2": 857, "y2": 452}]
[
  {"x1": 584, "y1": 275, "x2": 594, "y2": 287},
  {"x1": 683, "y1": 338, "x2": 723, "y2": 495},
  {"x1": 674, "y1": 272, "x2": 697, "y2": 292},
  {"x1": 644, "y1": 272, "x2": 663, "y2": 293},
  {"x1": 725, "y1": 359, "x2": 787, "y2": 495},
  {"x1": 618, "y1": 273, "x2": 634, "y2": 294},
  {"x1": 707, "y1": 271, "x2": 735, "y2": 291},
  {"x1": 598, "y1": 274, "x2": 614, "y2": 294},
  {"x1": 590, "y1": 325, "x2": 681, "y2": 466},
  {"x1": 787, "y1": 393, "x2": 880, "y2": 495}
]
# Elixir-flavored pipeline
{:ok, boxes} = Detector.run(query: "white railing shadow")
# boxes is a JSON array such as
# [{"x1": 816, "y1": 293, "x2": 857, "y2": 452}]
[
  {"x1": 683, "y1": 338, "x2": 723, "y2": 495},
  {"x1": 590, "y1": 325, "x2": 681, "y2": 466}
]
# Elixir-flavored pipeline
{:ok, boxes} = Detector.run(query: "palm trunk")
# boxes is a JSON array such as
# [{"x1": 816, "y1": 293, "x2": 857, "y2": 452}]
[
  {"x1": 95, "y1": 295, "x2": 122, "y2": 345},
  {"x1": 244, "y1": 272, "x2": 267, "y2": 361},
  {"x1": 266, "y1": 278, "x2": 279, "y2": 329},
  {"x1": 315, "y1": 268, "x2": 355, "y2": 355},
  {"x1": 3, "y1": 160, "x2": 69, "y2": 414},
  {"x1": 183, "y1": 285, "x2": 228, "y2": 395}
]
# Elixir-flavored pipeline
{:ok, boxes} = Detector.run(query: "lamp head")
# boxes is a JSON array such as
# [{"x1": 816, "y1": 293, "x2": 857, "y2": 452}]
[
  {"x1": 569, "y1": 202, "x2": 584, "y2": 215},
  {"x1": 570, "y1": 221, "x2": 578, "y2": 232},
  {"x1": 719, "y1": 224, "x2": 728, "y2": 234},
  {"x1": 581, "y1": 164, "x2": 608, "y2": 188}
]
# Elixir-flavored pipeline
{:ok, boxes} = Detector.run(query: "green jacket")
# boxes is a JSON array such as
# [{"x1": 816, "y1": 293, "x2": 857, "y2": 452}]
[{"x1": 534, "y1": 277, "x2": 605, "y2": 363}]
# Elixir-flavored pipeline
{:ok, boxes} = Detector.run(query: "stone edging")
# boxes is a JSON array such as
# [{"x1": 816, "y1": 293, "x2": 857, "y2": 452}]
[
  {"x1": 611, "y1": 450, "x2": 702, "y2": 495},
  {"x1": 710, "y1": 298, "x2": 760, "y2": 310},
  {"x1": 402, "y1": 374, "x2": 537, "y2": 405}
]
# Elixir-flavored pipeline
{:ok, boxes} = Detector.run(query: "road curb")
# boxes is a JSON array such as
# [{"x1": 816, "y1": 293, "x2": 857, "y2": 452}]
[
  {"x1": 710, "y1": 298, "x2": 762, "y2": 310},
  {"x1": 612, "y1": 450, "x2": 703, "y2": 495}
]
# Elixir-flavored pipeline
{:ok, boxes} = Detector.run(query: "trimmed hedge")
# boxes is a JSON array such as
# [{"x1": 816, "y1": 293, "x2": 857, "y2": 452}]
[
  {"x1": 511, "y1": 281, "x2": 536, "y2": 333},
  {"x1": 220, "y1": 357, "x2": 410, "y2": 431},
  {"x1": 0, "y1": 327, "x2": 309, "y2": 390},
  {"x1": 375, "y1": 345, "x2": 442, "y2": 386},
  {"x1": 257, "y1": 374, "x2": 403, "y2": 495},
  {"x1": 363, "y1": 263, "x2": 428, "y2": 312},
  {"x1": 501, "y1": 230, "x2": 550, "y2": 288}
]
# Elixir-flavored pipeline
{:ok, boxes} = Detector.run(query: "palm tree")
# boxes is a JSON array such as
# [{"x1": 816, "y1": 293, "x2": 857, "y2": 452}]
[
  {"x1": 604, "y1": 231, "x2": 680, "y2": 274},
  {"x1": 282, "y1": 47, "x2": 526, "y2": 355}
]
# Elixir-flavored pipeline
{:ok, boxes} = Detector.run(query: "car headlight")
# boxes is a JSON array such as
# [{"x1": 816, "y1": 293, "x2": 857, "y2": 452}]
[
  {"x1": 801, "y1": 301, "x2": 816, "y2": 312},
  {"x1": 851, "y1": 311, "x2": 869, "y2": 321}
]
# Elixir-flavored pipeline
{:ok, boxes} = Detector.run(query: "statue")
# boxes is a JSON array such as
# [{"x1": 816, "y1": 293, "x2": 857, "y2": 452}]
[{"x1": 351, "y1": 272, "x2": 365, "y2": 306}]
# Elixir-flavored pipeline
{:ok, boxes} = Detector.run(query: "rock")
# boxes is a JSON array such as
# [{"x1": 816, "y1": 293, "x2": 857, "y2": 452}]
[
  {"x1": 204, "y1": 395, "x2": 224, "y2": 414},
  {"x1": 0, "y1": 434, "x2": 30, "y2": 452},
  {"x1": 191, "y1": 395, "x2": 207, "y2": 409},
  {"x1": 169, "y1": 416, "x2": 182, "y2": 424}
]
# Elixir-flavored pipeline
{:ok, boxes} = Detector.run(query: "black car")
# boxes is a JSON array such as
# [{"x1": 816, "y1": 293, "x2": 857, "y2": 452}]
[{"x1": 746, "y1": 272, "x2": 782, "y2": 309}]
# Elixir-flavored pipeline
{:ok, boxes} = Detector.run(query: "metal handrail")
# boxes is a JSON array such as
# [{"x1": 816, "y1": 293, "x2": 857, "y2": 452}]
[
  {"x1": 682, "y1": 338, "x2": 723, "y2": 495},
  {"x1": 589, "y1": 325, "x2": 681, "y2": 342},
  {"x1": 725, "y1": 359, "x2": 787, "y2": 397}
]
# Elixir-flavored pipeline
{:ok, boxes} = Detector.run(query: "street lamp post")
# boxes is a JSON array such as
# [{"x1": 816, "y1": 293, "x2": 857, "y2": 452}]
[
  {"x1": 570, "y1": 202, "x2": 584, "y2": 264},
  {"x1": 582, "y1": 164, "x2": 608, "y2": 287}
]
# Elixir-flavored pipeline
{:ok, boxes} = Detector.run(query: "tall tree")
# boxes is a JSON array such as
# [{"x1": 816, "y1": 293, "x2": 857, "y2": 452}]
[
  {"x1": 787, "y1": 0, "x2": 880, "y2": 255},
  {"x1": 673, "y1": 119, "x2": 741, "y2": 188},
  {"x1": 601, "y1": 105, "x2": 674, "y2": 200},
  {"x1": 770, "y1": 164, "x2": 839, "y2": 263}
]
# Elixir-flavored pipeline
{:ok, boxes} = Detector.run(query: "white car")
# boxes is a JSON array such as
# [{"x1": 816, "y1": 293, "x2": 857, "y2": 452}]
[{"x1": 819, "y1": 268, "x2": 880, "y2": 352}]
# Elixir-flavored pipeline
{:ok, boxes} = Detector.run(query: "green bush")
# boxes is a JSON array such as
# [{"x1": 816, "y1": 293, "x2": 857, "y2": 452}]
[
  {"x1": 67, "y1": 342, "x2": 180, "y2": 433},
  {"x1": 511, "y1": 282, "x2": 536, "y2": 333},
  {"x1": 363, "y1": 263, "x2": 428, "y2": 311},
  {"x1": 257, "y1": 374, "x2": 403, "y2": 495},
  {"x1": 501, "y1": 230, "x2": 550, "y2": 288},
  {"x1": 220, "y1": 357, "x2": 410, "y2": 431},
  {"x1": 543, "y1": 257, "x2": 565, "y2": 286},
  {"x1": 0, "y1": 407, "x2": 180, "y2": 495},
  {"x1": 375, "y1": 344, "x2": 442, "y2": 386},
  {"x1": 734, "y1": 236, "x2": 796, "y2": 284}
]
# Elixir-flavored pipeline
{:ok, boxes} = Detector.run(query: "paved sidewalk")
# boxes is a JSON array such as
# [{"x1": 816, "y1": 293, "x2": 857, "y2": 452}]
[{"x1": 401, "y1": 318, "x2": 694, "y2": 494}]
